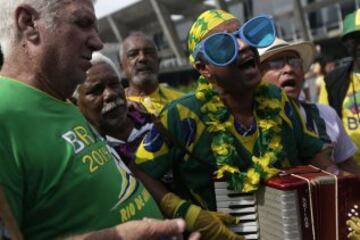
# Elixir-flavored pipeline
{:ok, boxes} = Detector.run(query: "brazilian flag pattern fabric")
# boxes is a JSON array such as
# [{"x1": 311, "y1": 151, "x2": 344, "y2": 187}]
[{"x1": 135, "y1": 84, "x2": 323, "y2": 210}]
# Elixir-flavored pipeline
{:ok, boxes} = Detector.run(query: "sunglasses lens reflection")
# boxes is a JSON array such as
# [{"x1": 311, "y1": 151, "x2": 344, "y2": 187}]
[
  {"x1": 205, "y1": 34, "x2": 236, "y2": 64},
  {"x1": 243, "y1": 17, "x2": 275, "y2": 47},
  {"x1": 195, "y1": 15, "x2": 276, "y2": 66}
]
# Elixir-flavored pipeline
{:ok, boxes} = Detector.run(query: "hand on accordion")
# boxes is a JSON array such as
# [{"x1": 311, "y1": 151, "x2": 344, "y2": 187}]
[
  {"x1": 193, "y1": 209, "x2": 244, "y2": 240},
  {"x1": 160, "y1": 192, "x2": 244, "y2": 240},
  {"x1": 347, "y1": 216, "x2": 360, "y2": 240}
]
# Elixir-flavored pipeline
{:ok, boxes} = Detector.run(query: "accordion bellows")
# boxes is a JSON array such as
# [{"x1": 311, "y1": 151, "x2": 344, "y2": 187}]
[{"x1": 215, "y1": 165, "x2": 360, "y2": 240}]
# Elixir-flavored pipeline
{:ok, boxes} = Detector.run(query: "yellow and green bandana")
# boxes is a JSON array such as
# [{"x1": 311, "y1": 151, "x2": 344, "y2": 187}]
[{"x1": 187, "y1": 9, "x2": 237, "y2": 65}]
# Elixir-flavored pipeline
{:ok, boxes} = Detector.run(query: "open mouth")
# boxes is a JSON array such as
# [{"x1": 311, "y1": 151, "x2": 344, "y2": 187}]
[
  {"x1": 238, "y1": 57, "x2": 256, "y2": 69},
  {"x1": 281, "y1": 79, "x2": 297, "y2": 88}
]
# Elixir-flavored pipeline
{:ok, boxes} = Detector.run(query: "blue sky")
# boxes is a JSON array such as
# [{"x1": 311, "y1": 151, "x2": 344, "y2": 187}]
[{"x1": 94, "y1": 0, "x2": 140, "y2": 18}]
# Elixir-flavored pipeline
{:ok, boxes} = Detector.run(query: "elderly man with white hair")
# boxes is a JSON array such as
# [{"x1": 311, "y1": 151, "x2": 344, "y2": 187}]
[
  {"x1": 73, "y1": 52, "x2": 153, "y2": 165},
  {"x1": 0, "y1": 1, "x2": 200, "y2": 240}
]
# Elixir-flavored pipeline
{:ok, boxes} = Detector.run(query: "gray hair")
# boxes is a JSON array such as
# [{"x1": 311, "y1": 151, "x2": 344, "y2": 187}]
[
  {"x1": 118, "y1": 31, "x2": 156, "y2": 62},
  {"x1": 0, "y1": 0, "x2": 64, "y2": 57},
  {"x1": 91, "y1": 52, "x2": 121, "y2": 80},
  {"x1": 72, "y1": 52, "x2": 121, "y2": 101},
  {"x1": 0, "y1": 0, "x2": 86, "y2": 58}
]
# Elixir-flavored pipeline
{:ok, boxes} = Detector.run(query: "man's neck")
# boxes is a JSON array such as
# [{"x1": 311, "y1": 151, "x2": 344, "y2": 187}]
[
  {"x1": 126, "y1": 82, "x2": 159, "y2": 96},
  {"x1": 219, "y1": 89, "x2": 255, "y2": 126},
  {"x1": 1, "y1": 55, "x2": 66, "y2": 101},
  {"x1": 105, "y1": 118, "x2": 135, "y2": 141},
  {"x1": 1, "y1": 56, "x2": 34, "y2": 83}
]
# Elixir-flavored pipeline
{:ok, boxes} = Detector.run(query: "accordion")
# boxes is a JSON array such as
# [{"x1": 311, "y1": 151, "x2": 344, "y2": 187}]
[{"x1": 214, "y1": 165, "x2": 360, "y2": 240}]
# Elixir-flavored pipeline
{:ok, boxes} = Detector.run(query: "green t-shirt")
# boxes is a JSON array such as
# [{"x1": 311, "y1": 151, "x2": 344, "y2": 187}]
[
  {"x1": 135, "y1": 84, "x2": 323, "y2": 210},
  {"x1": 0, "y1": 77, "x2": 162, "y2": 240}
]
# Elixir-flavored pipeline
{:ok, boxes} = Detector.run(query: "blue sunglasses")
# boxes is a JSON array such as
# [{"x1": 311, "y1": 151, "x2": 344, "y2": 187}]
[{"x1": 192, "y1": 15, "x2": 276, "y2": 67}]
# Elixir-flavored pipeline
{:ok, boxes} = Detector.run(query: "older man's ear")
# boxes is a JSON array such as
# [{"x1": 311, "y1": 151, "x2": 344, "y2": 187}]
[{"x1": 15, "y1": 5, "x2": 40, "y2": 43}]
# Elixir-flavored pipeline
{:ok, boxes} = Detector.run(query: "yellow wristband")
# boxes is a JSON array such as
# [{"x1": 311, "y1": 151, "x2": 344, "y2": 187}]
[{"x1": 184, "y1": 204, "x2": 202, "y2": 231}]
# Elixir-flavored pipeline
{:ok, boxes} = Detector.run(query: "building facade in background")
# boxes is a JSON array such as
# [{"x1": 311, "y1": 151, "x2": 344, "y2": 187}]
[{"x1": 97, "y1": 0, "x2": 360, "y2": 87}]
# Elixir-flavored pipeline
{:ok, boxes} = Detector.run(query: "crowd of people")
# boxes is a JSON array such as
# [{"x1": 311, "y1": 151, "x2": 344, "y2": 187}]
[{"x1": 0, "y1": 0, "x2": 360, "y2": 239}]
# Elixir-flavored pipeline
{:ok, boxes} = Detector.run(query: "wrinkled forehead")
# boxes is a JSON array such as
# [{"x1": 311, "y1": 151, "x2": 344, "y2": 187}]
[
  {"x1": 85, "y1": 63, "x2": 119, "y2": 84},
  {"x1": 55, "y1": 0, "x2": 95, "y2": 18},
  {"x1": 123, "y1": 36, "x2": 156, "y2": 51}
]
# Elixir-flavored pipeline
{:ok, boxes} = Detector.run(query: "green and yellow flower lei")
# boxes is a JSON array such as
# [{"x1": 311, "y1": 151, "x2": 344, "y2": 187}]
[{"x1": 195, "y1": 76, "x2": 285, "y2": 192}]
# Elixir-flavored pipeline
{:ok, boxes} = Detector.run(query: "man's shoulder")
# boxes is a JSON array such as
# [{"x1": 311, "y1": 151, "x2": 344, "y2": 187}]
[
  {"x1": 326, "y1": 57, "x2": 352, "y2": 82},
  {"x1": 159, "y1": 84, "x2": 184, "y2": 99},
  {"x1": 165, "y1": 92, "x2": 201, "y2": 110},
  {"x1": 0, "y1": 77, "x2": 32, "y2": 111},
  {"x1": 314, "y1": 103, "x2": 336, "y2": 114},
  {"x1": 259, "y1": 82, "x2": 283, "y2": 98},
  {"x1": 299, "y1": 101, "x2": 336, "y2": 116},
  {"x1": 0, "y1": 77, "x2": 22, "y2": 94},
  {"x1": 314, "y1": 103, "x2": 339, "y2": 121},
  {"x1": 160, "y1": 92, "x2": 205, "y2": 125}
]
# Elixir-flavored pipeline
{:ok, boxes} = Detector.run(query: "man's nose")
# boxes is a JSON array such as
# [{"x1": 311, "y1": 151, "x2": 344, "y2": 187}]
[
  {"x1": 237, "y1": 38, "x2": 249, "y2": 51},
  {"x1": 103, "y1": 87, "x2": 118, "y2": 101},
  {"x1": 281, "y1": 61, "x2": 296, "y2": 73},
  {"x1": 138, "y1": 51, "x2": 148, "y2": 62},
  {"x1": 88, "y1": 31, "x2": 104, "y2": 51}
]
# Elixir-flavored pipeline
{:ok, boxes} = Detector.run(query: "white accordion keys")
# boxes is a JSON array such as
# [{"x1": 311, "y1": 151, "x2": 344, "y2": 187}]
[
  {"x1": 214, "y1": 181, "x2": 302, "y2": 240},
  {"x1": 214, "y1": 181, "x2": 259, "y2": 240}
]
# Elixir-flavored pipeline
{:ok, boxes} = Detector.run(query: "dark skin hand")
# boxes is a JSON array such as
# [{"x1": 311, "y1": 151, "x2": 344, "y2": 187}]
[
  {"x1": 338, "y1": 158, "x2": 360, "y2": 176},
  {"x1": 308, "y1": 149, "x2": 360, "y2": 177}
]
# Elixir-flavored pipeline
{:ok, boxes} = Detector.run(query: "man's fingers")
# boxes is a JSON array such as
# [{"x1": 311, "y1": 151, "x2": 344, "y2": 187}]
[
  {"x1": 212, "y1": 211, "x2": 239, "y2": 224},
  {"x1": 144, "y1": 218, "x2": 185, "y2": 238},
  {"x1": 188, "y1": 232, "x2": 201, "y2": 240}
]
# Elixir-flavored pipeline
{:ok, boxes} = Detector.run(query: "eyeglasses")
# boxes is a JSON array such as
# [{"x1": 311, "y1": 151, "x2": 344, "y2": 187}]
[
  {"x1": 266, "y1": 57, "x2": 302, "y2": 69},
  {"x1": 192, "y1": 15, "x2": 276, "y2": 67}
]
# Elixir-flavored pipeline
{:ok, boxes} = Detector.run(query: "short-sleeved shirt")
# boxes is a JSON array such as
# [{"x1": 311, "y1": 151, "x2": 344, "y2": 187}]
[
  {"x1": 126, "y1": 85, "x2": 183, "y2": 115},
  {"x1": 135, "y1": 84, "x2": 324, "y2": 210},
  {"x1": 319, "y1": 72, "x2": 360, "y2": 163},
  {"x1": 299, "y1": 102, "x2": 357, "y2": 163},
  {"x1": 0, "y1": 77, "x2": 162, "y2": 240}
]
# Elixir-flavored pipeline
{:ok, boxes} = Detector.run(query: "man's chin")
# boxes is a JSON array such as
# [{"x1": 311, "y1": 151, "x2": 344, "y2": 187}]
[
  {"x1": 101, "y1": 121, "x2": 120, "y2": 133},
  {"x1": 102, "y1": 116, "x2": 126, "y2": 131},
  {"x1": 73, "y1": 71, "x2": 87, "y2": 86},
  {"x1": 132, "y1": 74, "x2": 158, "y2": 86}
]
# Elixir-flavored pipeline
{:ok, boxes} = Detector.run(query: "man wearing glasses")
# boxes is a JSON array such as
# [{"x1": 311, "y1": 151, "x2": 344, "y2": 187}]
[
  {"x1": 0, "y1": 0, "x2": 199, "y2": 239},
  {"x1": 132, "y1": 9, "x2": 338, "y2": 240},
  {"x1": 259, "y1": 38, "x2": 360, "y2": 175}
]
